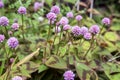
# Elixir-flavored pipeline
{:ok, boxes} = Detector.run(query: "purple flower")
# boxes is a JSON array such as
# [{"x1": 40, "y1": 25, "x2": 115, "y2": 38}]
[
  {"x1": 75, "y1": 15, "x2": 82, "y2": 21},
  {"x1": 54, "y1": 26, "x2": 61, "y2": 33},
  {"x1": 8, "y1": 31, "x2": 13, "y2": 35},
  {"x1": 7, "y1": 37, "x2": 19, "y2": 48},
  {"x1": 89, "y1": 25, "x2": 100, "y2": 34},
  {"x1": 12, "y1": 76, "x2": 22, "y2": 80},
  {"x1": 0, "y1": 34, "x2": 5, "y2": 42},
  {"x1": 0, "y1": 0, "x2": 4, "y2": 8},
  {"x1": 46, "y1": 12, "x2": 57, "y2": 21},
  {"x1": 51, "y1": 5, "x2": 60, "y2": 14},
  {"x1": 59, "y1": 17, "x2": 69, "y2": 26},
  {"x1": 34, "y1": 2, "x2": 43, "y2": 11},
  {"x1": 18, "y1": 6, "x2": 27, "y2": 14},
  {"x1": 102, "y1": 17, "x2": 110, "y2": 25},
  {"x1": 63, "y1": 25, "x2": 71, "y2": 31},
  {"x1": 10, "y1": 58, "x2": 14, "y2": 63},
  {"x1": 56, "y1": 22, "x2": 60, "y2": 26},
  {"x1": 84, "y1": 33, "x2": 92, "y2": 40},
  {"x1": 66, "y1": 12, "x2": 74, "y2": 18},
  {"x1": 71, "y1": 26, "x2": 81, "y2": 36},
  {"x1": 80, "y1": 26, "x2": 88, "y2": 35},
  {"x1": 0, "y1": 16, "x2": 9, "y2": 26},
  {"x1": 11, "y1": 23, "x2": 19, "y2": 30},
  {"x1": 63, "y1": 70, "x2": 75, "y2": 80}
]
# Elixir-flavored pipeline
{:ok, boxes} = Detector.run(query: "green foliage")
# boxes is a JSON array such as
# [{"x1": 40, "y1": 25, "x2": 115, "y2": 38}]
[{"x1": 0, "y1": 0, "x2": 120, "y2": 80}]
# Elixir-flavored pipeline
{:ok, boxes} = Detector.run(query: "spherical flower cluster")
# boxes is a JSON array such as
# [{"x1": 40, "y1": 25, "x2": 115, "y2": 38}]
[
  {"x1": 59, "y1": 17, "x2": 69, "y2": 26},
  {"x1": 0, "y1": 16, "x2": 9, "y2": 26},
  {"x1": 56, "y1": 22, "x2": 60, "y2": 26},
  {"x1": 18, "y1": 6, "x2": 27, "y2": 14},
  {"x1": 7, "y1": 37, "x2": 19, "y2": 48},
  {"x1": 80, "y1": 26, "x2": 88, "y2": 35},
  {"x1": 0, "y1": 0, "x2": 4, "y2": 8},
  {"x1": 34, "y1": 2, "x2": 43, "y2": 11},
  {"x1": 54, "y1": 26, "x2": 61, "y2": 33},
  {"x1": 75, "y1": 15, "x2": 82, "y2": 21},
  {"x1": 0, "y1": 34, "x2": 5, "y2": 43},
  {"x1": 12, "y1": 76, "x2": 22, "y2": 80},
  {"x1": 63, "y1": 70, "x2": 75, "y2": 80},
  {"x1": 102, "y1": 17, "x2": 110, "y2": 25},
  {"x1": 84, "y1": 33, "x2": 92, "y2": 40},
  {"x1": 71, "y1": 26, "x2": 81, "y2": 36},
  {"x1": 11, "y1": 23, "x2": 19, "y2": 30},
  {"x1": 63, "y1": 25, "x2": 71, "y2": 31},
  {"x1": 89, "y1": 25, "x2": 100, "y2": 34},
  {"x1": 10, "y1": 58, "x2": 14, "y2": 64},
  {"x1": 46, "y1": 12, "x2": 57, "y2": 21},
  {"x1": 51, "y1": 5, "x2": 60, "y2": 14},
  {"x1": 66, "y1": 12, "x2": 74, "y2": 18}
]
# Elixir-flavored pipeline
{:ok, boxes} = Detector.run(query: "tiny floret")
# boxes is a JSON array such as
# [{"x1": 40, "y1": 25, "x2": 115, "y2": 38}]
[
  {"x1": 102, "y1": 17, "x2": 110, "y2": 25},
  {"x1": 80, "y1": 26, "x2": 88, "y2": 35},
  {"x1": 66, "y1": 12, "x2": 74, "y2": 18},
  {"x1": 59, "y1": 17, "x2": 69, "y2": 26},
  {"x1": 84, "y1": 33, "x2": 92, "y2": 40},
  {"x1": 71, "y1": 26, "x2": 81, "y2": 36},
  {"x1": 63, "y1": 70, "x2": 75, "y2": 80},
  {"x1": 18, "y1": 6, "x2": 27, "y2": 14},
  {"x1": 34, "y1": 2, "x2": 43, "y2": 11},
  {"x1": 51, "y1": 5, "x2": 60, "y2": 14},
  {"x1": 11, "y1": 23, "x2": 19, "y2": 30},
  {"x1": 0, "y1": 0, "x2": 4, "y2": 8},
  {"x1": 0, "y1": 16, "x2": 9, "y2": 26},
  {"x1": 76, "y1": 15, "x2": 82, "y2": 21},
  {"x1": 89, "y1": 25, "x2": 100, "y2": 34},
  {"x1": 12, "y1": 76, "x2": 22, "y2": 80},
  {"x1": 63, "y1": 25, "x2": 71, "y2": 31},
  {"x1": 0, "y1": 34, "x2": 5, "y2": 43},
  {"x1": 46, "y1": 12, "x2": 57, "y2": 21},
  {"x1": 7, "y1": 37, "x2": 19, "y2": 48}
]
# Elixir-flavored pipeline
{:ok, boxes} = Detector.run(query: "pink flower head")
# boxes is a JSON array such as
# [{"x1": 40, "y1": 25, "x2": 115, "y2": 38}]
[
  {"x1": 71, "y1": 26, "x2": 81, "y2": 36},
  {"x1": 0, "y1": 34, "x2": 5, "y2": 43},
  {"x1": 51, "y1": 5, "x2": 60, "y2": 14},
  {"x1": 18, "y1": 6, "x2": 27, "y2": 14},
  {"x1": 63, "y1": 25, "x2": 71, "y2": 31},
  {"x1": 66, "y1": 12, "x2": 74, "y2": 18},
  {"x1": 80, "y1": 26, "x2": 88, "y2": 35},
  {"x1": 84, "y1": 33, "x2": 92, "y2": 40},
  {"x1": 11, "y1": 23, "x2": 19, "y2": 30},
  {"x1": 0, "y1": 16, "x2": 9, "y2": 26},
  {"x1": 63, "y1": 70, "x2": 75, "y2": 80},
  {"x1": 0, "y1": 0, "x2": 4, "y2": 8},
  {"x1": 102, "y1": 17, "x2": 110, "y2": 25},
  {"x1": 12, "y1": 76, "x2": 22, "y2": 80},
  {"x1": 75, "y1": 15, "x2": 82, "y2": 21},
  {"x1": 34, "y1": 2, "x2": 43, "y2": 11},
  {"x1": 46, "y1": 12, "x2": 57, "y2": 21},
  {"x1": 7, "y1": 37, "x2": 19, "y2": 48},
  {"x1": 89, "y1": 25, "x2": 100, "y2": 34},
  {"x1": 59, "y1": 17, "x2": 69, "y2": 26}
]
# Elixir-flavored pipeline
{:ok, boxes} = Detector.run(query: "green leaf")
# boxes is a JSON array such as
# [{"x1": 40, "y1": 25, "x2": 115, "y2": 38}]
[
  {"x1": 102, "y1": 63, "x2": 120, "y2": 80},
  {"x1": 64, "y1": 0, "x2": 76, "y2": 4},
  {"x1": 38, "y1": 64, "x2": 48, "y2": 73},
  {"x1": 45, "y1": 56, "x2": 67, "y2": 69},
  {"x1": 60, "y1": 47, "x2": 67, "y2": 57},
  {"x1": 104, "y1": 32, "x2": 118, "y2": 42},
  {"x1": 75, "y1": 62, "x2": 91, "y2": 80}
]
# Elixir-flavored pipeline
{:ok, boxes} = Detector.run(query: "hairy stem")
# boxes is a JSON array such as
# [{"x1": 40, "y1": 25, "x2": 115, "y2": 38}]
[{"x1": 21, "y1": 15, "x2": 25, "y2": 40}]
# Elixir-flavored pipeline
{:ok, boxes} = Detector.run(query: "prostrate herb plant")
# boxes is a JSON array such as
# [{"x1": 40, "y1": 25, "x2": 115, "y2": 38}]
[{"x1": 0, "y1": 0, "x2": 120, "y2": 80}]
